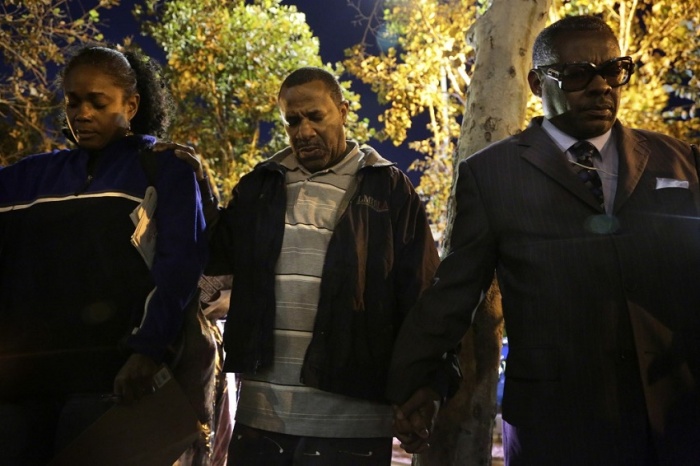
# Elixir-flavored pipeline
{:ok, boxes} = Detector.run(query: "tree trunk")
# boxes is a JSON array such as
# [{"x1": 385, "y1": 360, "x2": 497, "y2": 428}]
[{"x1": 414, "y1": 1, "x2": 551, "y2": 465}]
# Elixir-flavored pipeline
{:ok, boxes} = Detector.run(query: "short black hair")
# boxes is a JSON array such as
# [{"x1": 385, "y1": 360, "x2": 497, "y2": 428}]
[
  {"x1": 278, "y1": 67, "x2": 344, "y2": 105},
  {"x1": 60, "y1": 45, "x2": 174, "y2": 137},
  {"x1": 532, "y1": 15, "x2": 619, "y2": 67}
]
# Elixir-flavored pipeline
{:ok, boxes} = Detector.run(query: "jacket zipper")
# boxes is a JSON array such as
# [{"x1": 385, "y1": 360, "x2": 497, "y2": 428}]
[{"x1": 75, "y1": 151, "x2": 99, "y2": 195}]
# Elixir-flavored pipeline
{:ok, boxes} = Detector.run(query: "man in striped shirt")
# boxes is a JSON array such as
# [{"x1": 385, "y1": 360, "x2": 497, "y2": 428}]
[{"x1": 207, "y1": 67, "x2": 452, "y2": 465}]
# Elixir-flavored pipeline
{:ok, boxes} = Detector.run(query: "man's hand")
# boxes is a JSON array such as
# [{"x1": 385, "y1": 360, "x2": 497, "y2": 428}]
[
  {"x1": 393, "y1": 387, "x2": 441, "y2": 454},
  {"x1": 152, "y1": 142, "x2": 204, "y2": 180},
  {"x1": 113, "y1": 353, "x2": 159, "y2": 403}
]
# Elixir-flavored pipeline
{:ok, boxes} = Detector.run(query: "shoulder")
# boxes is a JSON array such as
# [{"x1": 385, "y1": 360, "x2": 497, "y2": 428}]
[
  {"x1": 360, "y1": 161, "x2": 419, "y2": 203},
  {"x1": 0, "y1": 148, "x2": 80, "y2": 204},
  {"x1": 616, "y1": 124, "x2": 699, "y2": 169},
  {"x1": 464, "y1": 131, "x2": 527, "y2": 169},
  {"x1": 622, "y1": 125, "x2": 694, "y2": 153},
  {"x1": 1, "y1": 147, "x2": 78, "y2": 181},
  {"x1": 358, "y1": 143, "x2": 394, "y2": 168},
  {"x1": 469, "y1": 119, "x2": 544, "y2": 163},
  {"x1": 5, "y1": 148, "x2": 76, "y2": 168},
  {"x1": 240, "y1": 147, "x2": 290, "y2": 182},
  {"x1": 130, "y1": 138, "x2": 197, "y2": 182},
  {"x1": 152, "y1": 148, "x2": 196, "y2": 176},
  {"x1": 361, "y1": 159, "x2": 410, "y2": 186},
  {"x1": 230, "y1": 158, "x2": 286, "y2": 199}
]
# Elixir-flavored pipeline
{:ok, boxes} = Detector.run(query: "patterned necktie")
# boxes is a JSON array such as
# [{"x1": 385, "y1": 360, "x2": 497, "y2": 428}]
[{"x1": 569, "y1": 140, "x2": 604, "y2": 208}]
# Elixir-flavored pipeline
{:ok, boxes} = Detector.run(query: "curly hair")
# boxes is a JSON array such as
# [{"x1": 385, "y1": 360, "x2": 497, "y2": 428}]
[
  {"x1": 59, "y1": 45, "x2": 174, "y2": 137},
  {"x1": 532, "y1": 15, "x2": 619, "y2": 67}
]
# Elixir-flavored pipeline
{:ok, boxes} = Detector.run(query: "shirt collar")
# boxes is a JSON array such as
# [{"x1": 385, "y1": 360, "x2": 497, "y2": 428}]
[{"x1": 541, "y1": 118, "x2": 612, "y2": 154}]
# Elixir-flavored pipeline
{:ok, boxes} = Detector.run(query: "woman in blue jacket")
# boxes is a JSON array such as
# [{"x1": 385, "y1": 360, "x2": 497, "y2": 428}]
[{"x1": 0, "y1": 45, "x2": 207, "y2": 465}]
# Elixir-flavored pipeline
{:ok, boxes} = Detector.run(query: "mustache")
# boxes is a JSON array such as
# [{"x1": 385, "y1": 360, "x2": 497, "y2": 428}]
[
  {"x1": 582, "y1": 100, "x2": 615, "y2": 110},
  {"x1": 294, "y1": 142, "x2": 326, "y2": 151}
]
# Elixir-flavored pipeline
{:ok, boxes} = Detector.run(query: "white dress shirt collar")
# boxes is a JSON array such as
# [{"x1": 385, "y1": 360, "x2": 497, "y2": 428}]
[{"x1": 541, "y1": 118, "x2": 612, "y2": 154}]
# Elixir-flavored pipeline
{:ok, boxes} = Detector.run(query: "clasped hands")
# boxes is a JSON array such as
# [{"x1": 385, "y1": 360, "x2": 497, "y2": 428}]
[{"x1": 393, "y1": 387, "x2": 441, "y2": 454}]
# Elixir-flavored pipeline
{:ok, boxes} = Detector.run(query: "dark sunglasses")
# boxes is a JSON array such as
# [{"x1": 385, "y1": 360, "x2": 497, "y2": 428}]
[{"x1": 535, "y1": 56, "x2": 634, "y2": 92}]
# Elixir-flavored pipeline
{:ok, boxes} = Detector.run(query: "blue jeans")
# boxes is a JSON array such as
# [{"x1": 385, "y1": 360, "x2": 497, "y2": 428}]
[{"x1": 228, "y1": 424, "x2": 393, "y2": 466}]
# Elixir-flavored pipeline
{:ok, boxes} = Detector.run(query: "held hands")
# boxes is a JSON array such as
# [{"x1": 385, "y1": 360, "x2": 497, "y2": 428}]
[
  {"x1": 152, "y1": 141, "x2": 205, "y2": 181},
  {"x1": 393, "y1": 387, "x2": 441, "y2": 454},
  {"x1": 113, "y1": 353, "x2": 160, "y2": 403}
]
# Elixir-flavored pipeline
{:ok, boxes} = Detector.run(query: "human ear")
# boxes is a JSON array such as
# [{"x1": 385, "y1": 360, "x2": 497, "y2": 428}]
[
  {"x1": 339, "y1": 100, "x2": 350, "y2": 124},
  {"x1": 126, "y1": 93, "x2": 140, "y2": 120},
  {"x1": 527, "y1": 69, "x2": 543, "y2": 97}
]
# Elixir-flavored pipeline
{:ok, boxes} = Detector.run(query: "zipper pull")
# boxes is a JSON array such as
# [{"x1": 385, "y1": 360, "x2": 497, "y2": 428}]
[
  {"x1": 75, "y1": 174, "x2": 94, "y2": 195},
  {"x1": 75, "y1": 151, "x2": 99, "y2": 195}
]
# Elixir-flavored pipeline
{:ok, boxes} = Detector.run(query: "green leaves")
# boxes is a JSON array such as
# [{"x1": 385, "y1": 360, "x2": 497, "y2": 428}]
[
  {"x1": 139, "y1": 0, "x2": 315, "y2": 196},
  {"x1": 344, "y1": 0, "x2": 477, "y2": 229},
  {"x1": 139, "y1": 0, "x2": 370, "y2": 200}
]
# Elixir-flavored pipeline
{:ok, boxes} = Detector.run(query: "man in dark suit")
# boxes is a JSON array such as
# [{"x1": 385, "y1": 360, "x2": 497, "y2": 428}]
[{"x1": 386, "y1": 15, "x2": 700, "y2": 465}]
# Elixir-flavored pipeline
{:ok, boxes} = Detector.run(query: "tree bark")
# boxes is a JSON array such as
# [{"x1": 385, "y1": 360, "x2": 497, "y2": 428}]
[{"x1": 414, "y1": 1, "x2": 551, "y2": 465}]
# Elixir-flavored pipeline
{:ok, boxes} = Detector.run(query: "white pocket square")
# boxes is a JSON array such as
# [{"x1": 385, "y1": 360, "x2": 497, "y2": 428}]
[{"x1": 655, "y1": 177, "x2": 689, "y2": 189}]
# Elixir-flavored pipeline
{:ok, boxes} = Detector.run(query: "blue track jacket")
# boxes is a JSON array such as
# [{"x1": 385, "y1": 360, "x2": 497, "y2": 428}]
[{"x1": 0, "y1": 135, "x2": 207, "y2": 396}]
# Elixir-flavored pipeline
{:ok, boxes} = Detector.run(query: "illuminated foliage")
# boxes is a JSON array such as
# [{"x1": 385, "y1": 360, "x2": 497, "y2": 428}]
[
  {"x1": 345, "y1": 0, "x2": 700, "y2": 233},
  {"x1": 0, "y1": 0, "x2": 119, "y2": 165},
  {"x1": 344, "y1": 0, "x2": 477, "y2": 233},
  {"x1": 137, "y1": 0, "x2": 372, "y2": 199},
  {"x1": 4, "y1": 0, "x2": 698, "y2": 213}
]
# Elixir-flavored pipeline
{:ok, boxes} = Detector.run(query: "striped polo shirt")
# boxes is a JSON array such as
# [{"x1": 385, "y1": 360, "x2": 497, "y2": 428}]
[{"x1": 234, "y1": 142, "x2": 393, "y2": 438}]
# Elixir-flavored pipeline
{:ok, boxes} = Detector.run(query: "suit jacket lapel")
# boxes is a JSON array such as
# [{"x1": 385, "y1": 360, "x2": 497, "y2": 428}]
[
  {"x1": 613, "y1": 122, "x2": 649, "y2": 213},
  {"x1": 518, "y1": 118, "x2": 605, "y2": 211}
]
